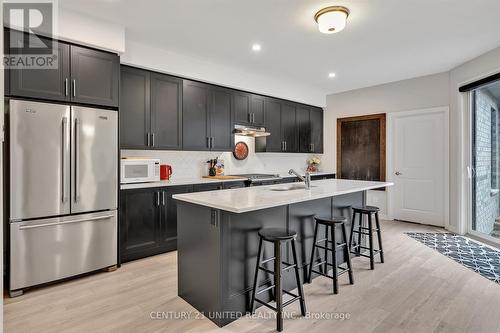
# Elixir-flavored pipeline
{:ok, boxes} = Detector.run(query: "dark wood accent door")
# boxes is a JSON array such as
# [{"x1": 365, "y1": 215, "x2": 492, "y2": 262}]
[
  {"x1": 70, "y1": 45, "x2": 119, "y2": 107},
  {"x1": 7, "y1": 30, "x2": 71, "y2": 102},
  {"x1": 310, "y1": 107, "x2": 323, "y2": 153},
  {"x1": 250, "y1": 94, "x2": 265, "y2": 126},
  {"x1": 150, "y1": 73, "x2": 183, "y2": 150},
  {"x1": 297, "y1": 106, "x2": 311, "y2": 153},
  {"x1": 120, "y1": 188, "x2": 160, "y2": 262},
  {"x1": 233, "y1": 91, "x2": 251, "y2": 124},
  {"x1": 120, "y1": 66, "x2": 150, "y2": 149},
  {"x1": 281, "y1": 103, "x2": 297, "y2": 152},
  {"x1": 182, "y1": 80, "x2": 211, "y2": 151},
  {"x1": 159, "y1": 185, "x2": 192, "y2": 251},
  {"x1": 210, "y1": 87, "x2": 233, "y2": 151},
  {"x1": 264, "y1": 98, "x2": 282, "y2": 152}
]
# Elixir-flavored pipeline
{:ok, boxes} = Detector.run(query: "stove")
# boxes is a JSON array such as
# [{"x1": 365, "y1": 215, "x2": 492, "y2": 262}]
[{"x1": 230, "y1": 173, "x2": 282, "y2": 184}]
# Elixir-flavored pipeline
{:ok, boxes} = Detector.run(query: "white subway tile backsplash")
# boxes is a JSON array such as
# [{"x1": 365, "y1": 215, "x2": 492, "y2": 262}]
[{"x1": 122, "y1": 135, "x2": 323, "y2": 179}]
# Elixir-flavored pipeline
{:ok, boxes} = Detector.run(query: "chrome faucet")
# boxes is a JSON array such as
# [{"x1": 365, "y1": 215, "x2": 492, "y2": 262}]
[{"x1": 288, "y1": 169, "x2": 311, "y2": 189}]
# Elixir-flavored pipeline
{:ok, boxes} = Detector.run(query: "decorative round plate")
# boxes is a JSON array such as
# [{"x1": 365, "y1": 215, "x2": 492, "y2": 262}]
[{"x1": 233, "y1": 141, "x2": 249, "y2": 160}]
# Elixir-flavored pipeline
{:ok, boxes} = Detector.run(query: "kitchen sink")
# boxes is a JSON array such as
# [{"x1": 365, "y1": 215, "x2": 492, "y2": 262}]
[{"x1": 270, "y1": 184, "x2": 316, "y2": 191}]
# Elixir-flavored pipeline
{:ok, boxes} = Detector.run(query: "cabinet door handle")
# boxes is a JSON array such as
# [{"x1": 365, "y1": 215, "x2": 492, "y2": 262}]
[
  {"x1": 72, "y1": 79, "x2": 76, "y2": 97},
  {"x1": 207, "y1": 137, "x2": 210, "y2": 148},
  {"x1": 156, "y1": 191, "x2": 160, "y2": 206},
  {"x1": 151, "y1": 133, "x2": 155, "y2": 147},
  {"x1": 64, "y1": 78, "x2": 68, "y2": 96},
  {"x1": 147, "y1": 133, "x2": 150, "y2": 147},
  {"x1": 312, "y1": 143, "x2": 314, "y2": 152},
  {"x1": 162, "y1": 191, "x2": 166, "y2": 206},
  {"x1": 252, "y1": 113, "x2": 255, "y2": 123},
  {"x1": 248, "y1": 112, "x2": 252, "y2": 123},
  {"x1": 284, "y1": 141, "x2": 287, "y2": 151},
  {"x1": 211, "y1": 137, "x2": 214, "y2": 149}
]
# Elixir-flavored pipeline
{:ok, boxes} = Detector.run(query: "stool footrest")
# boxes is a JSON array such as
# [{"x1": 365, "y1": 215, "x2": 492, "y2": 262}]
[
  {"x1": 261, "y1": 257, "x2": 276, "y2": 264},
  {"x1": 312, "y1": 260, "x2": 333, "y2": 268},
  {"x1": 256, "y1": 284, "x2": 276, "y2": 295},
  {"x1": 255, "y1": 298, "x2": 277, "y2": 311},
  {"x1": 311, "y1": 265, "x2": 351, "y2": 280},
  {"x1": 258, "y1": 266, "x2": 274, "y2": 275},
  {"x1": 316, "y1": 238, "x2": 333, "y2": 244},
  {"x1": 352, "y1": 230, "x2": 371, "y2": 236}
]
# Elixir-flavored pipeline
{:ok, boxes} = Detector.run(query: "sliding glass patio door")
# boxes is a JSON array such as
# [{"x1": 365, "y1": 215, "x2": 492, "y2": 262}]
[{"x1": 471, "y1": 82, "x2": 500, "y2": 243}]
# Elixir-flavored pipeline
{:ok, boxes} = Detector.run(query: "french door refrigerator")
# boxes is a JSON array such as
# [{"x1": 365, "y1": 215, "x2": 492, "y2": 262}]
[{"x1": 8, "y1": 99, "x2": 118, "y2": 296}]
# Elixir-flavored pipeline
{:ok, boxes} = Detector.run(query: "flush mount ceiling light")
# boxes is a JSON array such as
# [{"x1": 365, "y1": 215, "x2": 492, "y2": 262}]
[
  {"x1": 314, "y1": 6, "x2": 350, "y2": 34},
  {"x1": 251, "y1": 43, "x2": 262, "y2": 52},
  {"x1": 328, "y1": 72, "x2": 336, "y2": 78}
]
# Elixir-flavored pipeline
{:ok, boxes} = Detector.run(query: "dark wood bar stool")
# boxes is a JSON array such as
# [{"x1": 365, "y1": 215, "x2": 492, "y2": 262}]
[
  {"x1": 307, "y1": 216, "x2": 354, "y2": 294},
  {"x1": 250, "y1": 228, "x2": 306, "y2": 332},
  {"x1": 348, "y1": 205, "x2": 384, "y2": 270}
]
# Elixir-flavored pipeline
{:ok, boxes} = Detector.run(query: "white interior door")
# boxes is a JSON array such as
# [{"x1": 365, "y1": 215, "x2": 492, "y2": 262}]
[{"x1": 390, "y1": 107, "x2": 448, "y2": 226}]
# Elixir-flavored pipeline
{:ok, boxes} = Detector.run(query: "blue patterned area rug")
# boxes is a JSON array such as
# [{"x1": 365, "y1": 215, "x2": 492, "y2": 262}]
[{"x1": 406, "y1": 232, "x2": 500, "y2": 284}]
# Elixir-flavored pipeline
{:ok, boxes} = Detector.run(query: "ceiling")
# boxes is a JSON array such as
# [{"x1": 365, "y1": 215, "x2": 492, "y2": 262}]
[{"x1": 60, "y1": 0, "x2": 500, "y2": 97}]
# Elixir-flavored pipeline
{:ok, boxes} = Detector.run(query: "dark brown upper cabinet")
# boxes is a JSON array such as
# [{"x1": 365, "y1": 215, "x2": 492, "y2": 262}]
[
  {"x1": 281, "y1": 102, "x2": 298, "y2": 153},
  {"x1": 120, "y1": 66, "x2": 150, "y2": 149},
  {"x1": 257, "y1": 98, "x2": 298, "y2": 153},
  {"x1": 5, "y1": 29, "x2": 119, "y2": 108},
  {"x1": 150, "y1": 73, "x2": 183, "y2": 150},
  {"x1": 70, "y1": 45, "x2": 119, "y2": 107},
  {"x1": 233, "y1": 91, "x2": 264, "y2": 126},
  {"x1": 262, "y1": 97, "x2": 282, "y2": 152},
  {"x1": 182, "y1": 80, "x2": 233, "y2": 151},
  {"x1": 297, "y1": 105, "x2": 323, "y2": 153},
  {"x1": 120, "y1": 66, "x2": 183, "y2": 150},
  {"x1": 6, "y1": 30, "x2": 70, "y2": 102}
]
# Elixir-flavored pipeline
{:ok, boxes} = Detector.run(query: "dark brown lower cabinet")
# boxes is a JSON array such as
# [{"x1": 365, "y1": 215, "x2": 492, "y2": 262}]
[{"x1": 120, "y1": 185, "x2": 192, "y2": 263}]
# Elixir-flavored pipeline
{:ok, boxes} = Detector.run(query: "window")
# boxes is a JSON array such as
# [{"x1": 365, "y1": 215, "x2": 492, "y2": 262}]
[{"x1": 492, "y1": 107, "x2": 498, "y2": 189}]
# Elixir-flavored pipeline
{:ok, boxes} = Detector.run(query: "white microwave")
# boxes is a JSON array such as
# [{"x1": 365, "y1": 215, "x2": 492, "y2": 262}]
[{"x1": 121, "y1": 158, "x2": 160, "y2": 184}]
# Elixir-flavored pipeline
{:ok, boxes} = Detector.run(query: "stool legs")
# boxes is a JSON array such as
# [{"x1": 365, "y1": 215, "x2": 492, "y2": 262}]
[
  {"x1": 307, "y1": 222, "x2": 319, "y2": 283},
  {"x1": 348, "y1": 210, "x2": 357, "y2": 256},
  {"x1": 368, "y1": 213, "x2": 374, "y2": 270},
  {"x1": 323, "y1": 225, "x2": 329, "y2": 275},
  {"x1": 375, "y1": 212, "x2": 385, "y2": 263},
  {"x1": 341, "y1": 222, "x2": 354, "y2": 285},
  {"x1": 274, "y1": 241, "x2": 283, "y2": 332},
  {"x1": 291, "y1": 239, "x2": 307, "y2": 316},
  {"x1": 331, "y1": 224, "x2": 338, "y2": 294},
  {"x1": 250, "y1": 235, "x2": 306, "y2": 332},
  {"x1": 250, "y1": 237, "x2": 263, "y2": 313}
]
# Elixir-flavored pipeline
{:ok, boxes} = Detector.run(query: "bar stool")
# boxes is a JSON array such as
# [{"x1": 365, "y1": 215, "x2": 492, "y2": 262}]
[
  {"x1": 250, "y1": 228, "x2": 306, "y2": 332},
  {"x1": 348, "y1": 205, "x2": 384, "y2": 270},
  {"x1": 307, "y1": 216, "x2": 354, "y2": 294}
]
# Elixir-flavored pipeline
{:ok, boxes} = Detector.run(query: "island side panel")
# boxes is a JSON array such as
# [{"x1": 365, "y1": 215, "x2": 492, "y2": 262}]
[
  {"x1": 220, "y1": 206, "x2": 288, "y2": 325},
  {"x1": 177, "y1": 201, "x2": 222, "y2": 324}
]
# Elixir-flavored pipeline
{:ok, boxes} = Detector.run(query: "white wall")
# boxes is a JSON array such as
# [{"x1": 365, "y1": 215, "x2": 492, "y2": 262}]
[
  {"x1": 121, "y1": 40, "x2": 325, "y2": 107},
  {"x1": 324, "y1": 72, "x2": 450, "y2": 218},
  {"x1": 450, "y1": 46, "x2": 500, "y2": 234},
  {"x1": 56, "y1": 8, "x2": 125, "y2": 53}
]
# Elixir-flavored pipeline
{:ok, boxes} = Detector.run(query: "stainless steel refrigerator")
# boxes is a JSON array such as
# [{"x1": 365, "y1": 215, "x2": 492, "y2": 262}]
[{"x1": 8, "y1": 99, "x2": 118, "y2": 296}]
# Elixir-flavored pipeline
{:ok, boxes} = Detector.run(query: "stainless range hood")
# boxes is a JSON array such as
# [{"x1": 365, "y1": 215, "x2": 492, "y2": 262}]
[{"x1": 233, "y1": 124, "x2": 270, "y2": 137}]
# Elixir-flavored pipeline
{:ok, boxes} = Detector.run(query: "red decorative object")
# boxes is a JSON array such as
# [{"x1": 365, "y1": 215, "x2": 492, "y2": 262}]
[{"x1": 233, "y1": 141, "x2": 249, "y2": 160}]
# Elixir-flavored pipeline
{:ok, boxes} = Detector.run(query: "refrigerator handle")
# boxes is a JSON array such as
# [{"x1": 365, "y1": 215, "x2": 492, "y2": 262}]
[
  {"x1": 61, "y1": 117, "x2": 68, "y2": 203},
  {"x1": 74, "y1": 117, "x2": 80, "y2": 203}
]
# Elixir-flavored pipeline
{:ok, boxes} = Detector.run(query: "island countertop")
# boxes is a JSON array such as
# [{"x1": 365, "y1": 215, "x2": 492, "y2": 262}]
[{"x1": 173, "y1": 179, "x2": 393, "y2": 213}]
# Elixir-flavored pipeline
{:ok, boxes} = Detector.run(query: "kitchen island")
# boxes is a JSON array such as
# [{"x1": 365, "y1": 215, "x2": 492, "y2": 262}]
[{"x1": 173, "y1": 179, "x2": 392, "y2": 327}]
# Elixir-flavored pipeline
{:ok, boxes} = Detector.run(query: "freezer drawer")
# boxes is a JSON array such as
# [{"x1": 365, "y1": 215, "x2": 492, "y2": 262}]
[{"x1": 10, "y1": 211, "x2": 117, "y2": 291}]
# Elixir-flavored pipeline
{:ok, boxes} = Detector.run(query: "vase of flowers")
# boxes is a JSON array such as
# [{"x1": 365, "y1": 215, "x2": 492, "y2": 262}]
[{"x1": 307, "y1": 156, "x2": 321, "y2": 172}]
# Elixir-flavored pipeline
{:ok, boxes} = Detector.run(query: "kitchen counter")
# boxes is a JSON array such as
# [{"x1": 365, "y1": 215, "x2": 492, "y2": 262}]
[
  {"x1": 176, "y1": 178, "x2": 392, "y2": 327},
  {"x1": 119, "y1": 171, "x2": 336, "y2": 190},
  {"x1": 173, "y1": 179, "x2": 392, "y2": 213}
]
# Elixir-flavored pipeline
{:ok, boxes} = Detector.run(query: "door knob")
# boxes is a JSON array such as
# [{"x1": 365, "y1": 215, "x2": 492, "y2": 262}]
[{"x1": 395, "y1": 171, "x2": 402, "y2": 176}]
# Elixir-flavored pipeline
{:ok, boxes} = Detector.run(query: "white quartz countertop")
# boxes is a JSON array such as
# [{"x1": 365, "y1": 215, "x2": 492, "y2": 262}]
[
  {"x1": 120, "y1": 171, "x2": 336, "y2": 190},
  {"x1": 173, "y1": 179, "x2": 393, "y2": 213}
]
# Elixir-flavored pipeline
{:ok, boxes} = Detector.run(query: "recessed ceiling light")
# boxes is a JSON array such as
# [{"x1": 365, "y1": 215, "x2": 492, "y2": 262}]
[
  {"x1": 252, "y1": 43, "x2": 262, "y2": 52},
  {"x1": 328, "y1": 72, "x2": 336, "y2": 78},
  {"x1": 314, "y1": 6, "x2": 350, "y2": 34}
]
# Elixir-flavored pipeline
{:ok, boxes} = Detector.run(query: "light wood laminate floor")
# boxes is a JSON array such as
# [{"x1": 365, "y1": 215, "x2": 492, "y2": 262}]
[{"x1": 5, "y1": 220, "x2": 500, "y2": 333}]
